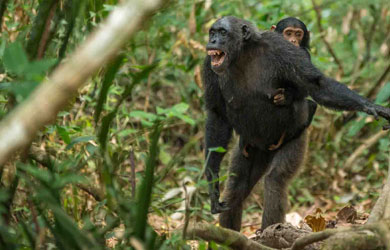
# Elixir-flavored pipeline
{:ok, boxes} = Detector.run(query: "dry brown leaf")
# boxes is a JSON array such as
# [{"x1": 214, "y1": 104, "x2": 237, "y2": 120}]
[
  {"x1": 337, "y1": 205, "x2": 357, "y2": 223},
  {"x1": 304, "y1": 208, "x2": 326, "y2": 232},
  {"x1": 189, "y1": 39, "x2": 205, "y2": 51},
  {"x1": 194, "y1": 65, "x2": 202, "y2": 89},
  {"x1": 188, "y1": 4, "x2": 196, "y2": 35}
]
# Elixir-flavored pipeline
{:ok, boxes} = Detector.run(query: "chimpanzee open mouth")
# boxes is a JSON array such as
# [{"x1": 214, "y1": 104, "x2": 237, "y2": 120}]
[{"x1": 207, "y1": 50, "x2": 226, "y2": 67}]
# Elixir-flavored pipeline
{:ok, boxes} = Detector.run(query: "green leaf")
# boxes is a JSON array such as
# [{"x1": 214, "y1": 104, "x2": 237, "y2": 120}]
[
  {"x1": 95, "y1": 55, "x2": 124, "y2": 122},
  {"x1": 65, "y1": 136, "x2": 96, "y2": 150},
  {"x1": 3, "y1": 42, "x2": 29, "y2": 75},
  {"x1": 130, "y1": 110, "x2": 158, "y2": 121},
  {"x1": 48, "y1": 205, "x2": 98, "y2": 249},
  {"x1": 18, "y1": 164, "x2": 51, "y2": 183},
  {"x1": 172, "y1": 102, "x2": 189, "y2": 113},
  {"x1": 53, "y1": 174, "x2": 86, "y2": 188},
  {"x1": 130, "y1": 63, "x2": 158, "y2": 84},
  {"x1": 208, "y1": 147, "x2": 226, "y2": 153},
  {"x1": 375, "y1": 82, "x2": 390, "y2": 104},
  {"x1": 7, "y1": 81, "x2": 39, "y2": 101},
  {"x1": 57, "y1": 126, "x2": 71, "y2": 144},
  {"x1": 159, "y1": 147, "x2": 171, "y2": 165},
  {"x1": 135, "y1": 122, "x2": 162, "y2": 240},
  {"x1": 117, "y1": 129, "x2": 137, "y2": 137},
  {"x1": 174, "y1": 113, "x2": 195, "y2": 126},
  {"x1": 156, "y1": 106, "x2": 168, "y2": 115},
  {"x1": 98, "y1": 111, "x2": 116, "y2": 150},
  {"x1": 25, "y1": 58, "x2": 57, "y2": 81}
]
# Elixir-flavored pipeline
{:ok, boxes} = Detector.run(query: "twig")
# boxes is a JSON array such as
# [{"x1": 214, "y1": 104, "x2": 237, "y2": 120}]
[
  {"x1": 130, "y1": 149, "x2": 136, "y2": 198},
  {"x1": 36, "y1": 1, "x2": 58, "y2": 59},
  {"x1": 182, "y1": 182, "x2": 190, "y2": 240},
  {"x1": 349, "y1": 9, "x2": 379, "y2": 86},
  {"x1": 367, "y1": 64, "x2": 390, "y2": 99},
  {"x1": 186, "y1": 223, "x2": 276, "y2": 250},
  {"x1": 361, "y1": 6, "x2": 379, "y2": 68},
  {"x1": 311, "y1": 0, "x2": 344, "y2": 76},
  {"x1": 57, "y1": 0, "x2": 79, "y2": 64},
  {"x1": 26, "y1": 0, "x2": 59, "y2": 60},
  {"x1": 344, "y1": 129, "x2": 387, "y2": 170}
]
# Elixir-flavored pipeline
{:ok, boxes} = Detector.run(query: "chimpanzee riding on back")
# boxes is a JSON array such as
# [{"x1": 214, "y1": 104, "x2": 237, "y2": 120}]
[{"x1": 203, "y1": 16, "x2": 390, "y2": 232}]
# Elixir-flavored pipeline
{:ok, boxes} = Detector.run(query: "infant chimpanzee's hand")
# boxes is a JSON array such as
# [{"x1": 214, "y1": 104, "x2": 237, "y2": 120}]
[{"x1": 272, "y1": 88, "x2": 287, "y2": 105}]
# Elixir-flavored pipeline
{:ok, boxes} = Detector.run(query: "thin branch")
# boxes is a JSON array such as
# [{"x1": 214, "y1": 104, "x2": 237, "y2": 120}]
[
  {"x1": 0, "y1": 0, "x2": 167, "y2": 166},
  {"x1": 368, "y1": 63, "x2": 390, "y2": 99},
  {"x1": 36, "y1": 1, "x2": 58, "y2": 59},
  {"x1": 130, "y1": 149, "x2": 136, "y2": 199},
  {"x1": 361, "y1": 6, "x2": 379, "y2": 66},
  {"x1": 344, "y1": 129, "x2": 387, "y2": 170},
  {"x1": 186, "y1": 223, "x2": 276, "y2": 250},
  {"x1": 311, "y1": 0, "x2": 344, "y2": 76},
  {"x1": 181, "y1": 183, "x2": 190, "y2": 240},
  {"x1": 349, "y1": 9, "x2": 379, "y2": 86},
  {"x1": 57, "y1": 0, "x2": 80, "y2": 64},
  {"x1": 26, "y1": 0, "x2": 59, "y2": 60}
]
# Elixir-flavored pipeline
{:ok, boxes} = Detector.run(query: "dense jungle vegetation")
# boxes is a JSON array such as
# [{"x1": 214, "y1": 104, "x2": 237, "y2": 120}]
[{"x1": 0, "y1": 0, "x2": 389, "y2": 249}]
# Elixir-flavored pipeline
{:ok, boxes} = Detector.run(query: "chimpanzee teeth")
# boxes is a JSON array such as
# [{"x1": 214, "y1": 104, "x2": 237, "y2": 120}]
[{"x1": 207, "y1": 50, "x2": 223, "y2": 56}]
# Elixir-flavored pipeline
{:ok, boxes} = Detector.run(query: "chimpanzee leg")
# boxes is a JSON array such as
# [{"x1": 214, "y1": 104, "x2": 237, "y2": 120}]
[
  {"x1": 219, "y1": 143, "x2": 272, "y2": 231},
  {"x1": 262, "y1": 130, "x2": 308, "y2": 230}
]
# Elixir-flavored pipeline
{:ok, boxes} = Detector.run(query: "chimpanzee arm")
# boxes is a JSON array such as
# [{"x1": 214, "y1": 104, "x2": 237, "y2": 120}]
[
  {"x1": 205, "y1": 110, "x2": 232, "y2": 214},
  {"x1": 276, "y1": 40, "x2": 390, "y2": 126},
  {"x1": 203, "y1": 57, "x2": 233, "y2": 214},
  {"x1": 311, "y1": 77, "x2": 390, "y2": 126}
]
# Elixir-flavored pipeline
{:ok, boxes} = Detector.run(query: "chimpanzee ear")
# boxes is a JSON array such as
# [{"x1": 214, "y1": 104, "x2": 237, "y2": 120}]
[{"x1": 242, "y1": 24, "x2": 251, "y2": 40}]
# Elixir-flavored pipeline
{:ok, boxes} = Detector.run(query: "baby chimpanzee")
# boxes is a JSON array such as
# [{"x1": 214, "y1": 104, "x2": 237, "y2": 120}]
[{"x1": 267, "y1": 17, "x2": 317, "y2": 150}]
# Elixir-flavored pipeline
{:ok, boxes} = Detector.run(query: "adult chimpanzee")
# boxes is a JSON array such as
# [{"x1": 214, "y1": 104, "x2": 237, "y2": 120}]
[{"x1": 203, "y1": 16, "x2": 390, "y2": 232}]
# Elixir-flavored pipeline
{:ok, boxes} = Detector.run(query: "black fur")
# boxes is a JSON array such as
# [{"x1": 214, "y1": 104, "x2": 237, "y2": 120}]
[
  {"x1": 203, "y1": 16, "x2": 390, "y2": 231},
  {"x1": 272, "y1": 16, "x2": 316, "y2": 134}
]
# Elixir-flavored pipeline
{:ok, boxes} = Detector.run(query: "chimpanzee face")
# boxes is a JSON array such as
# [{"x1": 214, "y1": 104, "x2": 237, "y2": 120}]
[
  {"x1": 282, "y1": 27, "x2": 304, "y2": 47},
  {"x1": 206, "y1": 17, "x2": 250, "y2": 74},
  {"x1": 207, "y1": 18, "x2": 231, "y2": 73}
]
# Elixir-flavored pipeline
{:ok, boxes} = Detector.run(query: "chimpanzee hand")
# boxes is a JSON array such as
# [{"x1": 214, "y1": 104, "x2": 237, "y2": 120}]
[
  {"x1": 272, "y1": 88, "x2": 287, "y2": 105},
  {"x1": 208, "y1": 182, "x2": 231, "y2": 214},
  {"x1": 363, "y1": 103, "x2": 390, "y2": 130},
  {"x1": 211, "y1": 199, "x2": 230, "y2": 214}
]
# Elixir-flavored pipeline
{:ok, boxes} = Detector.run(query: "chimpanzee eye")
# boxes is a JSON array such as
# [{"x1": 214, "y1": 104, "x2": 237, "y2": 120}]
[
  {"x1": 220, "y1": 29, "x2": 227, "y2": 36},
  {"x1": 210, "y1": 30, "x2": 215, "y2": 36}
]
